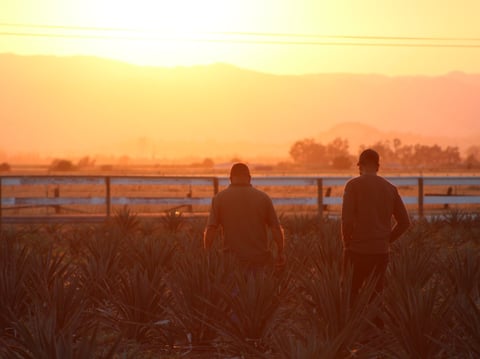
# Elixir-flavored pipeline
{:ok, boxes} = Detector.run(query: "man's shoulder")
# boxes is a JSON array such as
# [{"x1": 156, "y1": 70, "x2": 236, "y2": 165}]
[
  {"x1": 215, "y1": 185, "x2": 270, "y2": 199},
  {"x1": 345, "y1": 176, "x2": 363, "y2": 188},
  {"x1": 248, "y1": 186, "x2": 272, "y2": 201},
  {"x1": 347, "y1": 175, "x2": 397, "y2": 190}
]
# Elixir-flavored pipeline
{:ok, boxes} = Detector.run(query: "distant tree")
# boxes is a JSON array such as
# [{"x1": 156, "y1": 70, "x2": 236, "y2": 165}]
[
  {"x1": 0, "y1": 162, "x2": 11, "y2": 172},
  {"x1": 289, "y1": 138, "x2": 326, "y2": 165},
  {"x1": 49, "y1": 159, "x2": 76, "y2": 171},
  {"x1": 77, "y1": 156, "x2": 96, "y2": 169},
  {"x1": 326, "y1": 138, "x2": 353, "y2": 169},
  {"x1": 465, "y1": 154, "x2": 480, "y2": 169},
  {"x1": 201, "y1": 158, "x2": 215, "y2": 168},
  {"x1": 331, "y1": 155, "x2": 353, "y2": 170},
  {"x1": 443, "y1": 146, "x2": 461, "y2": 167},
  {"x1": 409, "y1": 144, "x2": 460, "y2": 169},
  {"x1": 465, "y1": 145, "x2": 480, "y2": 162},
  {"x1": 395, "y1": 144, "x2": 414, "y2": 167},
  {"x1": 100, "y1": 164, "x2": 114, "y2": 171},
  {"x1": 326, "y1": 138, "x2": 350, "y2": 159}
]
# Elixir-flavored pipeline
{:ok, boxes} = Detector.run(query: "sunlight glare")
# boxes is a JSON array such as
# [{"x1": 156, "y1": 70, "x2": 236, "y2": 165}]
[{"x1": 75, "y1": 0, "x2": 250, "y2": 66}]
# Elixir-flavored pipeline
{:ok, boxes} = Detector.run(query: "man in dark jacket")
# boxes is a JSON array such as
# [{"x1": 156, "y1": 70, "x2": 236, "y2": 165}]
[{"x1": 342, "y1": 149, "x2": 410, "y2": 299}]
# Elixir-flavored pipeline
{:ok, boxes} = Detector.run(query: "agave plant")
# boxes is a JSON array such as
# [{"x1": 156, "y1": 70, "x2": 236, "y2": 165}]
[
  {"x1": 0, "y1": 236, "x2": 34, "y2": 331},
  {"x1": 2, "y1": 262, "x2": 119, "y2": 359},
  {"x1": 166, "y1": 249, "x2": 237, "y2": 354},
  {"x1": 27, "y1": 245, "x2": 72, "y2": 297},
  {"x1": 441, "y1": 209, "x2": 472, "y2": 229},
  {"x1": 441, "y1": 245, "x2": 480, "y2": 297},
  {"x1": 161, "y1": 210, "x2": 185, "y2": 234},
  {"x1": 452, "y1": 294, "x2": 480, "y2": 357},
  {"x1": 279, "y1": 213, "x2": 321, "y2": 237},
  {"x1": 274, "y1": 323, "x2": 379, "y2": 359},
  {"x1": 112, "y1": 205, "x2": 140, "y2": 236},
  {"x1": 77, "y1": 231, "x2": 124, "y2": 304},
  {"x1": 123, "y1": 233, "x2": 177, "y2": 279},
  {"x1": 291, "y1": 255, "x2": 380, "y2": 359},
  {"x1": 388, "y1": 238, "x2": 436, "y2": 289},
  {"x1": 98, "y1": 264, "x2": 172, "y2": 345},
  {"x1": 4, "y1": 315, "x2": 120, "y2": 359},
  {"x1": 209, "y1": 266, "x2": 294, "y2": 358},
  {"x1": 382, "y1": 268, "x2": 452, "y2": 358}
]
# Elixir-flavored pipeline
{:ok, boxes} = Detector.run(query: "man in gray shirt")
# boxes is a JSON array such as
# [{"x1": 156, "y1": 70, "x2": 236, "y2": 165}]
[{"x1": 204, "y1": 163, "x2": 285, "y2": 270}]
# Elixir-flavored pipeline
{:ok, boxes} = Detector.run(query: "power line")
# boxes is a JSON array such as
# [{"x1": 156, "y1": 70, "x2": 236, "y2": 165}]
[
  {"x1": 2, "y1": 31, "x2": 480, "y2": 48},
  {"x1": 1, "y1": 22, "x2": 480, "y2": 48},
  {"x1": 2, "y1": 22, "x2": 480, "y2": 42}
]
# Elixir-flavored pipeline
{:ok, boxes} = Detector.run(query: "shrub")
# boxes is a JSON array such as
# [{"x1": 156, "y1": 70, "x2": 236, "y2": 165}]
[
  {"x1": 49, "y1": 159, "x2": 76, "y2": 172},
  {"x1": 0, "y1": 162, "x2": 11, "y2": 172}
]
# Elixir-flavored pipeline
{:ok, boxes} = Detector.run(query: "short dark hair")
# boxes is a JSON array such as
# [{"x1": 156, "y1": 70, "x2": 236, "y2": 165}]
[
  {"x1": 230, "y1": 163, "x2": 251, "y2": 178},
  {"x1": 358, "y1": 149, "x2": 380, "y2": 166}
]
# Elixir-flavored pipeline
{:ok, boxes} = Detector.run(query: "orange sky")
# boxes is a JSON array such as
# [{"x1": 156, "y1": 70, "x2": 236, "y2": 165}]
[
  {"x1": 2, "y1": 0, "x2": 480, "y2": 75},
  {"x1": 2, "y1": 1, "x2": 480, "y2": 163}
]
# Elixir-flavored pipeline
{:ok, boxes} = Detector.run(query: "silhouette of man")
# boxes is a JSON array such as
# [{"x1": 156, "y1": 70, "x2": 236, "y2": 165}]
[
  {"x1": 204, "y1": 163, "x2": 285, "y2": 270},
  {"x1": 342, "y1": 149, "x2": 410, "y2": 299}
]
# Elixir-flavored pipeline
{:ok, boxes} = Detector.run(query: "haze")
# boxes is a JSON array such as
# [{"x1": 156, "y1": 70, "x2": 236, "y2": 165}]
[
  {"x1": 1, "y1": 54, "x2": 480, "y2": 162},
  {"x1": 2, "y1": 1, "x2": 480, "y2": 162}
]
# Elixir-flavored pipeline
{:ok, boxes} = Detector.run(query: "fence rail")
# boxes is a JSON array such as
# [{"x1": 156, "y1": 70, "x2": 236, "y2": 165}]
[{"x1": 1, "y1": 175, "x2": 480, "y2": 224}]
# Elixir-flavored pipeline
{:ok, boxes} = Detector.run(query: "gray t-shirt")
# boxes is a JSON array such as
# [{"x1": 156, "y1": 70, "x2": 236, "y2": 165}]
[{"x1": 207, "y1": 183, "x2": 280, "y2": 264}]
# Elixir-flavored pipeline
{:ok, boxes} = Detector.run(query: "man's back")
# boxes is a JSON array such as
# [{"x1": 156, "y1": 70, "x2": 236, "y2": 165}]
[
  {"x1": 342, "y1": 174, "x2": 409, "y2": 254},
  {"x1": 207, "y1": 183, "x2": 279, "y2": 264}
]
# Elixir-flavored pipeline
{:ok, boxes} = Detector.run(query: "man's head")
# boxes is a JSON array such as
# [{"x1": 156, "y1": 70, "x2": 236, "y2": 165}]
[
  {"x1": 230, "y1": 162, "x2": 251, "y2": 184},
  {"x1": 357, "y1": 149, "x2": 380, "y2": 175}
]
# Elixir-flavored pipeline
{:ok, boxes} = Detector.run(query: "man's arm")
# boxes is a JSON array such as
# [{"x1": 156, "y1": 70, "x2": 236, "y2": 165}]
[
  {"x1": 341, "y1": 182, "x2": 355, "y2": 243},
  {"x1": 271, "y1": 224, "x2": 285, "y2": 266},
  {"x1": 204, "y1": 197, "x2": 219, "y2": 249},
  {"x1": 390, "y1": 190, "x2": 410, "y2": 243},
  {"x1": 265, "y1": 195, "x2": 286, "y2": 266},
  {"x1": 203, "y1": 225, "x2": 217, "y2": 249}
]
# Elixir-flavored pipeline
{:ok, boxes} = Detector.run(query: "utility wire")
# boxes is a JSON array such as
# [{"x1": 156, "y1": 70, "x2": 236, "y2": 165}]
[
  {"x1": 1, "y1": 22, "x2": 480, "y2": 48},
  {"x1": 1, "y1": 21, "x2": 480, "y2": 42},
  {"x1": 2, "y1": 31, "x2": 480, "y2": 48}
]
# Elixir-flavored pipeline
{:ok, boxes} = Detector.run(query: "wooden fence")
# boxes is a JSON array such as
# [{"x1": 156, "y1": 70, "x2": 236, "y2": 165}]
[{"x1": 1, "y1": 175, "x2": 480, "y2": 224}]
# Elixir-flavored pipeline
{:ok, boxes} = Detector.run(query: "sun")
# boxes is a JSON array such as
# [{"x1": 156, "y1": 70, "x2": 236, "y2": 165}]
[
  {"x1": 68, "y1": 0, "x2": 253, "y2": 66},
  {"x1": 85, "y1": 1, "x2": 242, "y2": 36}
]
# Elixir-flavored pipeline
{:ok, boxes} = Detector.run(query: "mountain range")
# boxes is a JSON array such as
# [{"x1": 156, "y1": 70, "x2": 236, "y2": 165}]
[{"x1": 1, "y1": 54, "x2": 479, "y2": 161}]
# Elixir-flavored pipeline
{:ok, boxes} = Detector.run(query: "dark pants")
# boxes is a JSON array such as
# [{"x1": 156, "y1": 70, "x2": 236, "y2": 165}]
[
  {"x1": 343, "y1": 250, "x2": 388, "y2": 331},
  {"x1": 343, "y1": 250, "x2": 389, "y2": 301}
]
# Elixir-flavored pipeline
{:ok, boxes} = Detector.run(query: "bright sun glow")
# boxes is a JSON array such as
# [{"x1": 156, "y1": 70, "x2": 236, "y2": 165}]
[
  {"x1": 88, "y1": 0, "x2": 233, "y2": 34},
  {"x1": 3, "y1": 0, "x2": 480, "y2": 74},
  {"x1": 68, "y1": 0, "x2": 256, "y2": 66}
]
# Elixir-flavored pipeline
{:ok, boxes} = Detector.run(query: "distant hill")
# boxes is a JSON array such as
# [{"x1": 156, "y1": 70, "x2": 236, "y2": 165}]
[
  {"x1": 316, "y1": 122, "x2": 480, "y2": 155},
  {"x1": 1, "y1": 54, "x2": 479, "y2": 159}
]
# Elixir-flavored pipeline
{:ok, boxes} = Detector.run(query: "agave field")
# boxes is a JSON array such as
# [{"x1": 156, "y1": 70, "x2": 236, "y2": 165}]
[{"x1": 0, "y1": 208, "x2": 479, "y2": 358}]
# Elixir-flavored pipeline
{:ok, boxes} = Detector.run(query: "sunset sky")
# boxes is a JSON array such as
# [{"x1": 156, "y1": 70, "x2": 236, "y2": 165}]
[
  {"x1": 2, "y1": 1, "x2": 480, "y2": 163},
  {"x1": 2, "y1": 0, "x2": 480, "y2": 75}
]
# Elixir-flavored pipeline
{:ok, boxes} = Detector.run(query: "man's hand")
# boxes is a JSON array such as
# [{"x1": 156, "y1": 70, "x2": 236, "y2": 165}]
[
  {"x1": 275, "y1": 251, "x2": 286, "y2": 269},
  {"x1": 203, "y1": 226, "x2": 217, "y2": 249}
]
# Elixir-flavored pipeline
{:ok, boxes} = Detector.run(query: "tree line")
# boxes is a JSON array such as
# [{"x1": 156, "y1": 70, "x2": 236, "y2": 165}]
[{"x1": 289, "y1": 138, "x2": 480, "y2": 170}]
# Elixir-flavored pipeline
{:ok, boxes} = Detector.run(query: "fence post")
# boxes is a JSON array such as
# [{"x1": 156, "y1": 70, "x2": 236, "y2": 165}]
[
  {"x1": 105, "y1": 176, "x2": 111, "y2": 219},
  {"x1": 0, "y1": 177, "x2": 2, "y2": 232},
  {"x1": 317, "y1": 178, "x2": 323, "y2": 219},
  {"x1": 418, "y1": 177, "x2": 424, "y2": 219},
  {"x1": 213, "y1": 177, "x2": 219, "y2": 195},
  {"x1": 54, "y1": 186, "x2": 60, "y2": 214}
]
